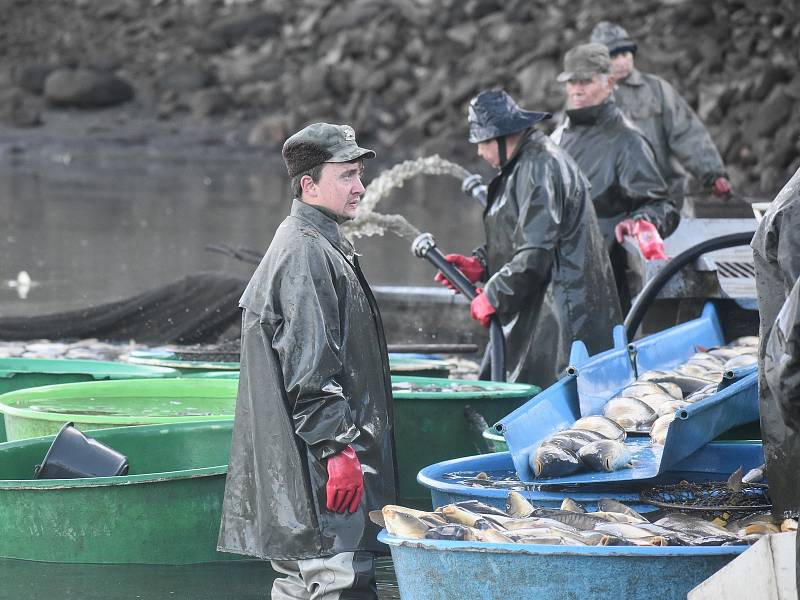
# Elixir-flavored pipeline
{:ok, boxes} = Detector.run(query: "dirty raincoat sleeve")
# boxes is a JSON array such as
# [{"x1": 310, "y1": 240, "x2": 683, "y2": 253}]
[
  {"x1": 659, "y1": 79, "x2": 727, "y2": 185},
  {"x1": 268, "y1": 244, "x2": 360, "y2": 461},
  {"x1": 483, "y1": 158, "x2": 555, "y2": 315},
  {"x1": 618, "y1": 135, "x2": 679, "y2": 238},
  {"x1": 766, "y1": 277, "x2": 800, "y2": 433}
]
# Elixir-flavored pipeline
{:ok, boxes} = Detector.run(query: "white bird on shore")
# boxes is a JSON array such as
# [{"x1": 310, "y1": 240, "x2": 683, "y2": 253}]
[{"x1": 7, "y1": 271, "x2": 33, "y2": 299}]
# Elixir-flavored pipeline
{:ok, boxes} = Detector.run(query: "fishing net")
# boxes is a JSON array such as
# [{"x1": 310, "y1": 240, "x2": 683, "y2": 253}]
[
  {"x1": 640, "y1": 480, "x2": 771, "y2": 520},
  {"x1": 170, "y1": 339, "x2": 242, "y2": 363},
  {"x1": 0, "y1": 273, "x2": 247, "y2": 345}
]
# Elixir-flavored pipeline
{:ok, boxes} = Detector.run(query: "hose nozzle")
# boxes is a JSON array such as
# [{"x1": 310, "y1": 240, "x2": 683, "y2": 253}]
[
  {"x1": 462, "y1": 173, "x2": 488, "y2": 207},
  {"x1": 411, "y1": 232, "x2": 436, "y2": 258}
]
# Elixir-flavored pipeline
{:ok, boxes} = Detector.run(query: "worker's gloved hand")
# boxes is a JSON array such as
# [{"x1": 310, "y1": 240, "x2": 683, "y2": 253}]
[
  {"x1": 615, "y1": 219, "x2": 668, "y2": 261},
  {"x1": 325, "y1": 445, "x2": 363, "y2": 514},
  {"x1": 470, "y1": 288, "x2": 496, "y2": 328},
  {"x1": 712, "y1": 177, "x2": 732, "y2": 197},
  {"x1": 434, "y1": 254, "x2": 486, "y2": 291}
]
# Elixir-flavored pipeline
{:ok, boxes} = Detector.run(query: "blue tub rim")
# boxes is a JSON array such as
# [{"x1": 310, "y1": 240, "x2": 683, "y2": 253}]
[{"x1": 378, "y1": 530, "x2": 748, "y2": 558}]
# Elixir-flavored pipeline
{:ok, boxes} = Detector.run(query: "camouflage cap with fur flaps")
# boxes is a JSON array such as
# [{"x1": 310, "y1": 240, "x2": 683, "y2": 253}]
[{"x1": 282, "y1": 123, "x2": 376, "y2": 177}]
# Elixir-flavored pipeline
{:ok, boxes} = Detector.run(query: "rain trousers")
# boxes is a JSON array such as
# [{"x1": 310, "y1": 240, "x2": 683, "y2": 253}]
[
  {"x1": 765, "y1": 277, "x2": 800, "y2": 434},
  {"x1": 552, "y1": 99, "x2": 676, "y2": 246},
  {"x1": 218, "y1": 199, "x2": 396, "y2": 560},
  {"x1": 481, "y1": 130, "x2": 622, "y2": 387},
  {"x1": 613, "y1": 69, "x2": 727, "y2": 207},
  {"x1": 751, "y1": 166, "x2": 800, "y2": 517}
]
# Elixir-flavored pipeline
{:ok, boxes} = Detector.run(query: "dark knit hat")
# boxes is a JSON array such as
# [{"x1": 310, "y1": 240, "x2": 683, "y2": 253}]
[
  {"x1": 591, "y1": 21, "x2": 637, "y2": 56},
  {"x1": 282, "y1": 123, "x2": 375, "y2": 177}
]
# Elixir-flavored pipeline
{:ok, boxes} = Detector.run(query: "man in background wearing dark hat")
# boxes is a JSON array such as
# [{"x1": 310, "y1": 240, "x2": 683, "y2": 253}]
[
  {"x1": 435, "y1": 89, "x2": 621, "y2": 387},
  {"x1": 591, "y1": 21, "x2": 731, "y2": 216},
  {"x1": 218, "y1": 123, "x2": 396, "y2": 600},
  {"x1": 552, "y1": 43, "x2": 675, "y2": 310}
]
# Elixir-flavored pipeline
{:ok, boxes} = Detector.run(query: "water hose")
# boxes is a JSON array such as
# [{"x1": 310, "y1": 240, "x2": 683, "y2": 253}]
[
  {"x1": 624, "y1": 231, "x2": 756, "y2": 340},
  {"x1": 412, "y1": 232, "x2": 506, "y2": 381}
]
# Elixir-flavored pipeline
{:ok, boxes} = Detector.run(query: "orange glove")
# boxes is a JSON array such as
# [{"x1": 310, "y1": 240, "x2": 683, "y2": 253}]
[
  {"x1": 325, "y1": 446, "x2": 363, "y2": 514},
  {"x1": 615, "y1": 219, "x2": 668, "y2": 261},
  {"x1": 712, "y1": 177, "x2": 731, "y2": 196},
  {"x1": 434, "y1": 254, "x2": 486, "y2": 292},
  {"x1": 470, "y1": 288, "x2": 496, "y2": 327}
]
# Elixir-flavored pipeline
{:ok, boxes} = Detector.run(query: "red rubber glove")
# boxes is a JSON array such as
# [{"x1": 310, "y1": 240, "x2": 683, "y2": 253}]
[
  {"x1": 712, "y1": 177, "x2": 731, "y2": 196},
  {"x1": 434, "y1": 254, "x2": 486, "y2": 292},
  {"x1": 470, "y1": 288, "x2": 496, "y2": 327},
  {"x1": 615, "y1": 219, "x2": 668, "y2": 260},
  {"x1": 325, "y1": 445, "x2": 363, "y2": 514}
]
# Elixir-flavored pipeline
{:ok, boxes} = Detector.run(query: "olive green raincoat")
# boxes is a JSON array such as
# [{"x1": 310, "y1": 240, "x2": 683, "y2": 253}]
[
  {"x1": 613, "y1": 69, "x2": 727, "y2": 206},
  {"x1": 218, "y1": 199, "x2": 396, "y2": 560},
  {"x1": 481, "y1": 130, "x2": 622, "y2": 387},
  {"x1": 765, "y1": 276, "x2": 800, "y2": 434},
  {"x1": 552, "y1": 99, "x2": 676, "y2": 246},
  {"x1": 752, "y1": 166, "x2": 800, "y2": 517}
]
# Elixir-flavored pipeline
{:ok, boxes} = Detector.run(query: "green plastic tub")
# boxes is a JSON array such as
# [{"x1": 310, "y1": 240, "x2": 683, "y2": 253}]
[
  {"x1": 0, "y1": 358, "x2": 179, "y2": 442},
  {"x1": 0, "y1": 420, "x2": 236, "y2": 564},
  {"x1": 388, "y1": 357, "x2": 451, "y2": 378},
  {"x1": 0, "y1": 378, "x2": 238, "y2": 441},
  {"x1": 391, "y1": 376, "x2": 539, "y2": 506}
]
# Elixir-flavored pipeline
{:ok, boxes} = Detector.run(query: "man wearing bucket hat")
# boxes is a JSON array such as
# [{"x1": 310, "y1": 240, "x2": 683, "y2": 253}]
[
  {"x1": 551, "y1": 43, "x2": 675, "y2": 310},
  {"x1": 591, "y1": 21, "x2": 731, "y2": 217},
  {"x1": 435, "y1": 89, "x2": 621, "y2": 386},
  {"x1": 218, "y1": 123, "x2": 396, "y2": 600}
]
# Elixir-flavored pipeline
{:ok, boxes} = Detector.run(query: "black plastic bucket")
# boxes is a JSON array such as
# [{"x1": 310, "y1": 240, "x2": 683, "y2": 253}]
[{"x1": 34, "y1": 422, "x2": 129, "y2": 479}]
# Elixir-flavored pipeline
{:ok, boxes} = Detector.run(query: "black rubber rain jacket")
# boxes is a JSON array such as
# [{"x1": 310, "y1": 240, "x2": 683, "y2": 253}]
[
  {"x1": 752, "y1": 167, "x2": 800, "y2": 517},
  {"x1": 482, "y1": 130, "x2": 622, "y2": 386},
  {"x1": 552, "y1": 99, "x2": 676, "y2": 246},
  {"x1": 218, "y1": 200, "x2": 396, "y2": 560}
]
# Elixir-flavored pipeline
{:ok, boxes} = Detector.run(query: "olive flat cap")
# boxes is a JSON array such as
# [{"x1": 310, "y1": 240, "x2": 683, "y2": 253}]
[
  {"x1": 591, "y1": 21, "x2": 637, "y2": 55},
  {"x1": 557, "y1": 43, "x2": 611, "y2": 83},
  {"x1": 282, "y1": 123, "x2": 375, "y2": 177}
]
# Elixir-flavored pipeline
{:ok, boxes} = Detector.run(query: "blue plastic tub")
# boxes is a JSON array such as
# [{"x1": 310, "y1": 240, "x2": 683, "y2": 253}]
[
  {"x1": 380, "y1": 531, "x2": 745, "y2": 600},
  {"x1": 418, "y1": 443, "x2": 764, "y2": 512}
]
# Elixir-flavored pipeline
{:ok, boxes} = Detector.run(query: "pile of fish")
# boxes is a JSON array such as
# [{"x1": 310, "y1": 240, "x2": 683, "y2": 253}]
[
  {"x1": 0, "y1": 339, "x2": 142, "y2": 361},
  {"x1": 604, "y1": 336, "x2": 759, "y2": 445},
  {"x1": 391, "y1": 381, "x2": 496, "y2": 393},
  {"x1": 530, "y1": 415, "x2": 632, "y2": 478},
  {"x1": 376, "y1": 491, "x2": 797, "y2": 547}
]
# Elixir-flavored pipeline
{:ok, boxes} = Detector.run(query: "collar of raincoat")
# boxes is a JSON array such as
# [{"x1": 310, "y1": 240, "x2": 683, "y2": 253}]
[
  {"x1": 499, "y1": 128, "x2": 538, "y2": 173},
  {"x1": 619, "y1": 68, "x2": 645, "y2": 87},
  {"x1": 565, "y1": 98, "x2": 616, "y2": 127},
  {"x1": 291, "y1": 199, "x2": 356, "y2": 258}
]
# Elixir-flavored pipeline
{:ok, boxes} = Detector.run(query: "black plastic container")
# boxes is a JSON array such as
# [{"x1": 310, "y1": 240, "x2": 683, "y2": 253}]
[{"x1": 34, "y1": 422, "x2": 129, "y2": 479}]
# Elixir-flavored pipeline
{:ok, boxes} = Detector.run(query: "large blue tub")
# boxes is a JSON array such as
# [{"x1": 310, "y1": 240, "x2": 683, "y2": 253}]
[
  {"x1": 418, "y1": 442, "x2": 764, "y2": 512},
  {"x1": 380, "y1": 531, "x2": 745, "y2": 600}
]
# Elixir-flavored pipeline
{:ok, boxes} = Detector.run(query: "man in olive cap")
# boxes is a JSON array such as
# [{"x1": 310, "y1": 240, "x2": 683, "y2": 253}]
[
  {"x1": 591, "y1": 21, "x2": 731, "y2": 216},
  {"x1": 552, "y1": 43, "x2": 675, "y2": 310},
  {"x1": 218, "y1": 123, "x2": 396, "y2": 600},
  {"x1": 435, "y1": 89, "x2": 621, "y2": 386}
]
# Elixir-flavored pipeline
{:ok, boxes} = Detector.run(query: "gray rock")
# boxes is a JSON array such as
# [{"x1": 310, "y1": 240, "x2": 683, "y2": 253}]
[
  {"x1": 14, "y1": 64, "x2": 57, "y2": 95},
  {"x1": 157, "y1": 65, "x2": 215, "y2": 94},
  {"x1": 189, "y1": 88, "x2": 232, "y2": 117},
  {"x1": 44, "y1": 68, "x2": 134, "y2": 108},
  {"x1": 746, "y1": 87, "x2": 792, "y2": 138},
  {"x1": 0, "y1": 87, "x2": 42, "y2": 127},
  {"x1": 247, "y1": 114, "x2": 290, "y2": 147},
  {"x1": 208, "y1": 11, "x2": 282, "y2": 45}
]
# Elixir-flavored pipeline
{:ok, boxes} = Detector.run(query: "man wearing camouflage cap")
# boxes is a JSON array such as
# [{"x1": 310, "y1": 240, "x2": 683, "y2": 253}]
[
  {"x1": 552, "y1": 43, "x2": 675, "y2": 310},
  {"x1": 591, "y1": 21, "x2": 731, "y2": 216},
  {"x1": 218, "y1": 123, "x2": 396, "y2": 599}
]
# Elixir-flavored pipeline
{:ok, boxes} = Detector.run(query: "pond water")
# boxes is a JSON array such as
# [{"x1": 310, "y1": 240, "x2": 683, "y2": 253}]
[{"x1": 0, "y1": 144, "x2": 485, "y2": 319}]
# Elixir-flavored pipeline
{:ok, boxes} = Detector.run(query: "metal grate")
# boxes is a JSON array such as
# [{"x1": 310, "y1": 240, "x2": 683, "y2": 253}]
[{"x1": 716, "y1": 260, "x2": 756, "y2": 279}]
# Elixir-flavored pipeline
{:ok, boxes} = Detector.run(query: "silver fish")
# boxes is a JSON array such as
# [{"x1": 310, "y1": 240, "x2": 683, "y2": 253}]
[
  {"x1": 649, "y1": 413, "x2": 675, "y2": 445},
  {"x1": 603, "y1": 397, "x2": 657, "y2": 431},
  {"x1": 530, "y1": 445, "x2": 582, "y2": 479},
  {"x1": 571, "y1": 416, "x2": 626, "y2": 441},
  {"x1": 577, "y1": 440, "x2": 633, "y2": 472}
]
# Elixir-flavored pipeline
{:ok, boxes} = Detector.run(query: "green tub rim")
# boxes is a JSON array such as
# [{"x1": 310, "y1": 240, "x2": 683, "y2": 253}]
[
  {"x1": 0, "y1": 378, "x2": 238, "y2": 426},
  {"x1": 391, "y1": 375, "x2": 539, "y2": 400},
  {"x1": 0, "y1": 421, "x2": 231, "y2": 490},
  {"x1": 125, "y1": 350, "x2": 240, "y2": 371},
  {"x1": 0, "y1": 357, "x2": 179, "y2": 379}
]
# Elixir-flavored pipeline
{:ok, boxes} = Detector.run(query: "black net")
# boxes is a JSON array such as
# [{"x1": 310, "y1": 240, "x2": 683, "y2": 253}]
[
  {"x1": 0, "y1": 273, "x2": 247, "y2": 345},
  {"x1": 640, "y1": 480, "x2": 771, "y2": 520},
  {"x1": 169, "y1": 339, "x2": 242, "y2": 362}
]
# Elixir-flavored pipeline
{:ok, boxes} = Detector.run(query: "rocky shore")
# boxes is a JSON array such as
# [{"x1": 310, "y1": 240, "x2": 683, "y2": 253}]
[{"x1": 1, "y1": 0, "x2": 799, "y2": 194}]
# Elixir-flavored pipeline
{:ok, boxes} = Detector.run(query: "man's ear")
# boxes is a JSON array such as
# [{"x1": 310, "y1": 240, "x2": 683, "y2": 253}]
[
  {"x1": 300, "y1": 174, "x2": 317, "y2": 199},
  {"x1": 607, "y1": 74, "x2": 617, "y2": 89}
]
